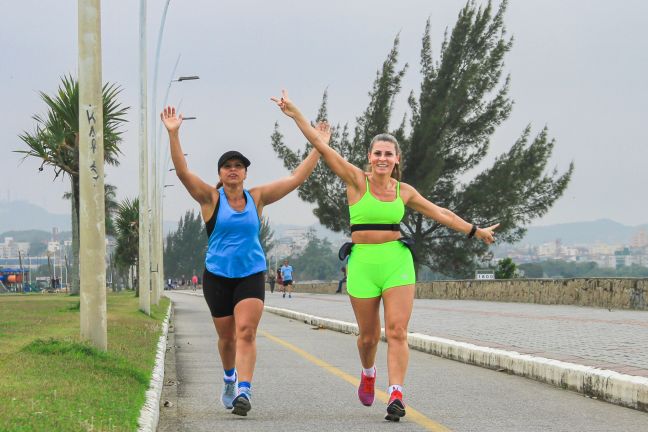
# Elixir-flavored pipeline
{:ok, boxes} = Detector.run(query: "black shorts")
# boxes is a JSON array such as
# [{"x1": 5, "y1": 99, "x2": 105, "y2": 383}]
[
  {"x1": 282, "y1": 279, "x2": 293, "y2": 286},
  {"x1": 202, "y1": 269, "x2": 265, "y2": 318}
]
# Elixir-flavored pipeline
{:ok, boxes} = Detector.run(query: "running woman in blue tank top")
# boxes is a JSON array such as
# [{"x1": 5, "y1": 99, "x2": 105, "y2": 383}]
[{"x1": 162, "y1": 105, "x2": 330, "y2": 417}]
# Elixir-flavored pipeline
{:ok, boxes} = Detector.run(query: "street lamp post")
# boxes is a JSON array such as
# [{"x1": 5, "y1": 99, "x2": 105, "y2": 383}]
[
  {"x1": 138, "y1": 0, "x2": 151, "y2": 315},
  {"x1": 150, "y1": 0, "x2": 175, "y2": 306},
  {"x1": 150, "y1": 48, "x2": 200, "y2": 306}
]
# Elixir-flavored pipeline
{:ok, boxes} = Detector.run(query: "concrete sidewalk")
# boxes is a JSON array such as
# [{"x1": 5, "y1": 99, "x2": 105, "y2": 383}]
[{"x1": 264, "y1": 292, "x2": 648, "y2": 378}]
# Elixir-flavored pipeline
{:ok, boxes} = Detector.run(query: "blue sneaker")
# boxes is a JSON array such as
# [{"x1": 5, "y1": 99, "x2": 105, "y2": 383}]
[
  {"x1": 231, "y1": 390, "x2": 252, "y2": 416},
  {"x1": 221, "y1": 377, "x2": 237, "y2": 409}
]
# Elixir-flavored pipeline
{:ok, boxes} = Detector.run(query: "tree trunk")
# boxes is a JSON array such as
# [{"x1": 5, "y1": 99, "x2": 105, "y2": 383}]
[
  {"x1": 134, "y1": 262, "x2": 139, "y2": 297},
  {"x1": 70, "y1": 177, "x2": 81, "y2": 295}
]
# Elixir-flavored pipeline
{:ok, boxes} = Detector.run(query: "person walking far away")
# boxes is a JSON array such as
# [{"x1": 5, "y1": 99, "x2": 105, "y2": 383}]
[
  {"x1": 276, "y1": 267, "x2": 284, "y2": 295},
  {"x1": 191, "y1": 274, "x2": 198, "y2": 291},
  {"x1": 162, "y1": 105, "x2": 329, "y2": 417},
  {"x1": 272, "y1": 90, "x2": 498, "y2": 422},
  {"x1": 280, "y1": 259, "x2": 294, "y2": 298},
  {"x1": 267, "y1": 270, "x2": 276, "y2": 294},
  {"x1": 336, "y1": 265, "x2": 347, "y2": 293}
]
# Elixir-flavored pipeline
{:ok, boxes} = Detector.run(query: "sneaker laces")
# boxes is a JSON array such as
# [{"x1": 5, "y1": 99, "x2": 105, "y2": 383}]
[{"x1": 361, "y1": 373, "x2": 375, "y2": 393}]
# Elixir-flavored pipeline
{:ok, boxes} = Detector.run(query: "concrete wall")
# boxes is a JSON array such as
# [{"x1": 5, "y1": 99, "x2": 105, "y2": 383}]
[{"x1": 285, "y1": 278, "x2": 648, "y2": 310}]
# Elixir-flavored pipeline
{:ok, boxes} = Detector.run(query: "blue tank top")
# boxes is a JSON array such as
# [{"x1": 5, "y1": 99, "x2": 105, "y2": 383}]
[{"x1": 205, "y1": 188, "x2": 267, "y2": 278}]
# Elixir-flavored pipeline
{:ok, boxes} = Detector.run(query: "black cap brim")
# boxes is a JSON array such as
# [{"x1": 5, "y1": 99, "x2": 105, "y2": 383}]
[{"x1": 217, "y1": 151, "x2": 251, "y2": 170}]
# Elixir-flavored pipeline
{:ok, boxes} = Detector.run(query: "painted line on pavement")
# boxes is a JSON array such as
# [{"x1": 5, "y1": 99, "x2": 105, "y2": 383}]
[{"x1": 261, "y1": 330, "x2": 452, "y2": 432}]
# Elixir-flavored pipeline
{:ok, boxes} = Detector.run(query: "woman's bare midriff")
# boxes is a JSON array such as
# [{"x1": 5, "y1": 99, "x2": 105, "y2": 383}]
[{"x1": 351, "y1": 230, "x2": 401, "y2": 244}]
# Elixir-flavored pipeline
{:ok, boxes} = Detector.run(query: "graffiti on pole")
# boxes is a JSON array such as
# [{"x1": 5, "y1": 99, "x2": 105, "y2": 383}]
[{"x1": 85, "y1": 107, "x2": 100, "y2": 183}]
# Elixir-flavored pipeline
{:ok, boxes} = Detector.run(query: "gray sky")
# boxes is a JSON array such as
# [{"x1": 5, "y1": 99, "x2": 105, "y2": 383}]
[{"x1": 2, "y1": 0, "x2": 647, "y2": 229}]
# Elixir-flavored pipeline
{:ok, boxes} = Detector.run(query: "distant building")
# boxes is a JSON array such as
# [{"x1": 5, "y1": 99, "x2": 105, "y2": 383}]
[
  {"x1": 0, "y1": 237, "x2": 30, "y2": 259},
  {"x1": 47, "y1": 241, "x2": 60, "y2": 253},
  {"x1": 631, "y1": 229, "x2": 648, "y2": 248},
  {"x1": 614, "y1": 248, "x2": 631, "y2": 269},
  {"x1": 283, "y1": 228, "x2": 309, "y2": 252}
]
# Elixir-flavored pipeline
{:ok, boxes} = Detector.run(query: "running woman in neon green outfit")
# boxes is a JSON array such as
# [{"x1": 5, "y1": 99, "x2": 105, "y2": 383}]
[{"x1": 272, "y1": 90, "x2": 498, "y2": 422}]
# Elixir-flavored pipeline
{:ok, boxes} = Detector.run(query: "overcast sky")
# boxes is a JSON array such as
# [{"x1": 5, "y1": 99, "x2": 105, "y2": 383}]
[{"x1": 1, "y1": 0, "x2": 647, "y2": 230}]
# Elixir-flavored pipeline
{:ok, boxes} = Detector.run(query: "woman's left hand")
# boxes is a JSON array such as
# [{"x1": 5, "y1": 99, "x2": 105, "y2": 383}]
[
  {"x1": 476, "y1": 223, "x2": 500, "y2": 245},
  {"x1": 271, "y1": 89, "x2": 301, "y2": 118},
  {"x1": 314, "y1": 121, "x2": 331, "y2": 145}
]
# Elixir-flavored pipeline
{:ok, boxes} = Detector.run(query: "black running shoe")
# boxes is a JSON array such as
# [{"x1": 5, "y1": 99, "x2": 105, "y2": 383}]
[
  {"x1": 231, "y1": 393, "x2": 251, "y2": 416},
  {"x1": 385, "y1": 390, "x2": 406, "y2": 422}
]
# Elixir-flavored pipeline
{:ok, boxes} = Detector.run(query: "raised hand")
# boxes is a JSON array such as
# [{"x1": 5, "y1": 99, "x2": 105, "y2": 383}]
[
  {"x1": 314, "y1": 121, "x2": 331, "y2": 145},
  {"x1": 161, "y1": 106, "x2": 183, "y2": 132},
  {"x1": 477, "y1": 223, "x2": 500, "y2": 245},
  {"x1": 270, "y1": 89, "x2": 301, "y2": 119}
]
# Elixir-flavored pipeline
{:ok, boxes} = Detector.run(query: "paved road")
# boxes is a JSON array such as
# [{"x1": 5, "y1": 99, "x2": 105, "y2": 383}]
[
  {"x1": 159, "y1": 291, "x2": 648, "y2": 431},
  {"x1": 265, "y1": 291, "x2": 648, "y2": 376}
]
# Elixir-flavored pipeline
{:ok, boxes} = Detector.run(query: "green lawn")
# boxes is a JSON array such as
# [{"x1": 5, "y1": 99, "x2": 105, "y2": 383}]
[{"x1": 0, "y1": 292, "x2": 170, "y2": 432}]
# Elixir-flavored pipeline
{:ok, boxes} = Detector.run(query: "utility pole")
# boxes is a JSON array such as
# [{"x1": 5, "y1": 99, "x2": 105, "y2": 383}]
[
  {"x1": 138, "y1": 0, "x2": 151, "y2": 315},
  {"x1": 151, "y1": 0, "x2": 173, "y2": 306},
  {"x1": 78, "y1": 0, "x2": 108, "y2": 350}
]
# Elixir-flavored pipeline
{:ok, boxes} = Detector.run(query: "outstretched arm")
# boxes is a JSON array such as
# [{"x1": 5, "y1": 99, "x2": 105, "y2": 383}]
[
  {"x1": 161, "y1": 106, "x2": 213, "y2": 205},
  {"x1": 271, "y1": 90, "x2": 364, "y2": 190},
  {"x1": 401, "y1": 183, "x2": 499, "y2": 244},
  {"x1": 251, "y1": 122, "x2": 327, "y2": 208}
]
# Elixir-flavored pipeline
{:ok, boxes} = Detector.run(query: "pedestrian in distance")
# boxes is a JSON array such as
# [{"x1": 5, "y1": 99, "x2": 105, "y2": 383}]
[
  {"x1": 162, "y1": 105, "x2": 329, "y2": 416},
  {"x1": 267, "y1": 270, "x2": 276, "y2": 294},
  {"x1": 276, "y1": 267, "x2": 284, "y2": 295},
  {"x1": 280, "y1": 259, "x2": 294, "y2": 298},
  {"x1": 191, "y1": 274, "x2": 198, "y2": 291},
  {"x1": 336, "y1": 265, "x2": 347, "y2": 293},
  {"x1": 272, "y1": 90, "x2": 498, "y2": 422}
]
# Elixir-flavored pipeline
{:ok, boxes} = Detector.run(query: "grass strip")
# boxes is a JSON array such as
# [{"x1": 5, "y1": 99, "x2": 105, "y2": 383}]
[{"x1": 0, "y1": 292, "x2": 169, "y2": 431}]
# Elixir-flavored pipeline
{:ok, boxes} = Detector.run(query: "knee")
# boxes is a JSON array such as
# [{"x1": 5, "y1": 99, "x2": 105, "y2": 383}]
[
  {"x1": 385, "y1": 324, "x2": 408, "y2": 344},
  {"x1": 237, "y1": 325, "x2": 257, "y2": 344},
  {"x1": 358, "y1": 332, "x2": 380, "y2": 349}
]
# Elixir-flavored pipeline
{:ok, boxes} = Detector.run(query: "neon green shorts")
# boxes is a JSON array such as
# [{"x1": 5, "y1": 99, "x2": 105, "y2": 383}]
[{"x1": 346, "y1": 240, "x2": 416, "y2": 298}]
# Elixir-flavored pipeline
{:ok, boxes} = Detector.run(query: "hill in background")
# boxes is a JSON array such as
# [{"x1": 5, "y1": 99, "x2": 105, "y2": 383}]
[
  {"x1": 1, "y1": 200, "x2": 646, "y2": 247},
  {"x1": 0, "y1": 201, "x2": 70, "y2": 233},
  {"x1": 519, "y1": 219, "x2": 648, "y2": 246}
]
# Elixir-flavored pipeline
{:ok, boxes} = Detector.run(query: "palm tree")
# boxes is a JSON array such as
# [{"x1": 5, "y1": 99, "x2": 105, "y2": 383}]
[
  {"x1": 63, "y1": 182, "x2": 119, "y2": 237},
  {"x1": 16, "y1": 75, "x2": 128, "y2": 294},
  {"x1": 114, "y1": 198, "x2": 139, "y2": 294}
]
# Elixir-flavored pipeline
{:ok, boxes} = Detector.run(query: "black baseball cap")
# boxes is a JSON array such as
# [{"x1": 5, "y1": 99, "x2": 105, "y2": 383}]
[{"x1": 217, "y1": 151, "x2": 251, "y2": 170}]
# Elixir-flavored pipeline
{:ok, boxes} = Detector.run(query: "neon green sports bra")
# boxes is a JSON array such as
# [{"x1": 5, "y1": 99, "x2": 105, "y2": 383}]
[{"x1": 349, "y1": 177, "x2": 405, "y2": 225}]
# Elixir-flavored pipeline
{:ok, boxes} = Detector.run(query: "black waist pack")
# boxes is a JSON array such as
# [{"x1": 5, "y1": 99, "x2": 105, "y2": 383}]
[
  {"x1": 338, "y1": 237, "x2": 416, "y2": 262},
  {"x1": 338, "y1": 242, "x2": 354, "y2": 261}
]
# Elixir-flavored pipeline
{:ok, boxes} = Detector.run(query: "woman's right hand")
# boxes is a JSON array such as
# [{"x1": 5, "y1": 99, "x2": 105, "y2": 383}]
[
  {"x1": 270, "y1": 89, "x2": 301, "y2": 119},
  {"x1": 161, "y1": 105, "x2": 183, "y2": 132}
]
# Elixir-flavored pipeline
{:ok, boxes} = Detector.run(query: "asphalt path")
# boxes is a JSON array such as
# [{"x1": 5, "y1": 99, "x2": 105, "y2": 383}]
[{"x1": 159, "y1": 292, "x2": 648, "y2": 431}]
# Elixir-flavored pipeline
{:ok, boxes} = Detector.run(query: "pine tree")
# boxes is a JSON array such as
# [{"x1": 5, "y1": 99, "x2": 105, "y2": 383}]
[
  {"x1": 271, "y1": 0, "x2": 573, "y2": 278},
  {"x1": 259, "y1": 216, "x2": 276, "y2": 261},
  {"x1": 163, "y1": 211, "x2": 207, "y2": 280}
]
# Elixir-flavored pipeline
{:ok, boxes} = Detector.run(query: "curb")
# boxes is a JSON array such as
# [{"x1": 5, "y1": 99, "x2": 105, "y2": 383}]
[
  {"x1": 265, "y1": 305, "x2": 648, "y2": 413},
  {"x1": 137, "y1": 300, "x2": 173, "y2": 432}
]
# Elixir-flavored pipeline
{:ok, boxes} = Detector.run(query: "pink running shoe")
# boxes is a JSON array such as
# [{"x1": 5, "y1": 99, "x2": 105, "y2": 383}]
[{"x1": 358, "y1": 370, "x2": 376, "y2": 406}]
